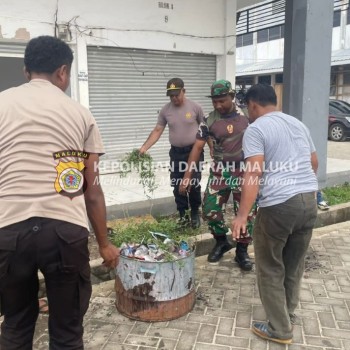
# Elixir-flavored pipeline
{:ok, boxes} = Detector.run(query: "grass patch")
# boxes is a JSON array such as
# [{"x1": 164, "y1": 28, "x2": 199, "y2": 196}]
[
  {"x1": 109, "y1": 216, "x2": 199, "y2": 247},
  {"x1": 323, "y1": 182, "x2": 350, "y2": 206}
]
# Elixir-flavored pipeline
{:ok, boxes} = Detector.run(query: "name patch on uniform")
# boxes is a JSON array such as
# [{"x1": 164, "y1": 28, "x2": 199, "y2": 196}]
[{"x1": 53, "y1": 150, "x2": 89, "y2": 159}]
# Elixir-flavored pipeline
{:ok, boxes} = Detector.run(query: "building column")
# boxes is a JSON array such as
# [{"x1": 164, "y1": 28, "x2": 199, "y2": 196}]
[
  {"x1": 283, "y1": 0, "x2": 333, "y2": 187},
  {"x1": 216, "y1": 0, "x2": 236, "y2": 83}
]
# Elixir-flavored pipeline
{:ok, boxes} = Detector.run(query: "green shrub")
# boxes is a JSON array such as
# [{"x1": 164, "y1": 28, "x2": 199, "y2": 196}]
[{"x1": 323, "y1": 182, "x2": 350, "y2": 206}]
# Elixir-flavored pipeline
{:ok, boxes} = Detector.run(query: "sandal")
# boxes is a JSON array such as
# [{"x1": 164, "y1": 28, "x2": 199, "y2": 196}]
[
  {"x1": 252, "y1": 322, "x2": 292, "y2": 344},
  {"x1": 38, "y1": 298, "x2": 49, "y2": 314}
]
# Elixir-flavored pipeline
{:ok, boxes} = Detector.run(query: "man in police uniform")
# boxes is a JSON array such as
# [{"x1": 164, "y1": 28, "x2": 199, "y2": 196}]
[
  {"x1": 0, "y1": 36, "x2": 119, "y2": 349},
  {"x1": 140, "y1": 78, "x2": 205, "y2": 228}
]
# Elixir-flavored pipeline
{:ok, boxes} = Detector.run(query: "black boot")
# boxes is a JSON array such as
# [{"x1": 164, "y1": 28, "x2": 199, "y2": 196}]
[
  {"x1": 190, "y1": 210, "x2": 201, "y2": 229},
  {"x1": 177, "y1": 211, "x2": 190, "y2": 227},
  {"x1": 235, "y1": 242, "x2": 252, "y2": 271},
  {"x1": 207, "y1": 236, "x2": 233, "y2": 263}
]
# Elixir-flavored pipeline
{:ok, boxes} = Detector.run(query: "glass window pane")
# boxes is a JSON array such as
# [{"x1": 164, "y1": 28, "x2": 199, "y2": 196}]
[
  {"x1": 242, "y1": 32, "x2": 253, "y2": 46},
  {"x1": 236, "y1": 35, "x2": 243, "y2": 48},
  {"x1": 257, "y1": 29, "x2": 268, "y2": 43},
  {"x1": 275, "y1": 74, "x2": 283, "y2": 84},
  {"x1": 329, "y1": 105, "x2": 340, "y2": 114},
  {"x1": 258, "y1": 75, "x2": 271, "y2": 85},
  {"x1": 269, "y1": 26, "x2": 280, "y2": 41},
  {"x1": 343, "y1": 72, "x2": 350, "y2": 85},
  {"x1": 333, "y1": 10, "x2": 341, "y2": 27}
]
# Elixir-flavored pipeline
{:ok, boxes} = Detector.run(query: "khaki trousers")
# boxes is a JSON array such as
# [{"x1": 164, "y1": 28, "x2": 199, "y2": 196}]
[{"x1": 254, "y1": 192, "x2": 317, "y2": 339}]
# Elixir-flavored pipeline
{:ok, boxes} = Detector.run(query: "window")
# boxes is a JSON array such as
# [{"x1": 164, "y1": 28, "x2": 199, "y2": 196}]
[
  {"x1": 343, "y1": 72, "x2": 350, "y2": 85},
  {"x1": 258, "y1": 75, "x2": 271, "y2": 85},
  {"x1": 237, "y1": 33, "x2": 253, "y2": 47},
  {"x1": 257, "y1": 29, "x2": 268, "y2": 43},
  {"x1": 236, "y1": 35, "x2": 243, "y2": 48},
  {"x1": 333, "y1": 10, "x2": 341, "y2": 27},
  {"x1": 242, "y1": 32, "x2": 253, "y2": 46},
  {"x1": 269, "y1": 26, "x2": 281, "y2": 40},
  {"x1": 275, "y1": 74, "x2": 283, "y2": 84},
  {"x1": 236, "y1": 76, "x2": 254, "y2": 91},
  {"x1": 256, "y1": 25, "x2": 284, "y2": 43}
]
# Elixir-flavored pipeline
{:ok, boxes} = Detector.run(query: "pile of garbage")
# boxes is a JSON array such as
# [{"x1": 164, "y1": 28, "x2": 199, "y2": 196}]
[{"x1": 120, "y1": 232, "x2": 195, "y2": 262}]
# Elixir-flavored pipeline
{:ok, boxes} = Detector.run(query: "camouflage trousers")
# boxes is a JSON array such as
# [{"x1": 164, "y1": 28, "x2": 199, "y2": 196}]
[{"x1": 202, "y1": 169, "x2": 258, "y2": 243}]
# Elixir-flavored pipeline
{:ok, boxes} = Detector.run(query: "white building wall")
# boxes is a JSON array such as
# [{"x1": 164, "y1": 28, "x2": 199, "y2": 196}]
[{"x1": 0, "y1": 0, "x2": 229, "y2": 54}]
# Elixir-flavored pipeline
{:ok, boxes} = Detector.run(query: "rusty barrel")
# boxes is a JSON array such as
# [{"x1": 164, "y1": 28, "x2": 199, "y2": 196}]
[{"x1": 115, "y1": 252, "x2": 195, "y2": 321}]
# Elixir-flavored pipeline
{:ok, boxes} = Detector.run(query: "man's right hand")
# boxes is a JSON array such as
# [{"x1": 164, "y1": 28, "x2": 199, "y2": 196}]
[
  {"x1": 179, "y1": 178, "x2": 191, "y2": 196},
  {"x1": 139, "y1": 146, "x2": 146, "y2": 154},
  {"x1": 99, "y1": 243, "x2": 120, "y2": 268}
]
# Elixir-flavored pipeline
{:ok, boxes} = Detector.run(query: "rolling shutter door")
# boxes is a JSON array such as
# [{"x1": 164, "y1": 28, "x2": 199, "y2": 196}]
[
  {"x1": 0, "y1": 41, "x2": 26, "y2": 56},
  {"x1": 87, "y1": 46, "x2": 216, "y2": 170}
]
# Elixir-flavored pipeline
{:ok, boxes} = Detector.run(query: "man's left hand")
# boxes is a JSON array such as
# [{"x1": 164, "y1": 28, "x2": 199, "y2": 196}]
[{"x1": 231, "y1": 215, "x2": 247, "y2": 241}]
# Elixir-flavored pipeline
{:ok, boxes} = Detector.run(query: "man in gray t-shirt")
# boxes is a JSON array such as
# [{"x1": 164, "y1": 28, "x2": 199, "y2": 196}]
[
  {"x1": 140, "y1": 78, "x2": 204, "y2": 228},
  {"x1": 231, "y1": 84, "x2": 318, "y2": 345}
]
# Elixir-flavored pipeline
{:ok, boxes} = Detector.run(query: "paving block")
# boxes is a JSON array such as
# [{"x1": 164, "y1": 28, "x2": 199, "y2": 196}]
[{"x1": 197, "y1": 324, "x2": 216, "y2": 343}]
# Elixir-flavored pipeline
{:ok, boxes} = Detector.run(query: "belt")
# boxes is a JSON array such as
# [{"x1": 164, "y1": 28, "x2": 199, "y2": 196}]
[{"x1": 171, "y1": 145, "x2": 193, "y2": 153}]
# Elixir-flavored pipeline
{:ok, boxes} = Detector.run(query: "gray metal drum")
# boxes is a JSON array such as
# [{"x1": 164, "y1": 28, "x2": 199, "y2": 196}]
[{"x1": 115, "y1": 252, "x2": 195, "y2": 321}]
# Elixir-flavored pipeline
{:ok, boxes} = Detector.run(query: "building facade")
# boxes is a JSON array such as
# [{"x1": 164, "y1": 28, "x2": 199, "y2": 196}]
[
  {"x1": 236, "y1": 0, "x2": 350, "y2": 108},
  {"x1": 0, "y1": 0, "x2": 237, "y2": 166}
]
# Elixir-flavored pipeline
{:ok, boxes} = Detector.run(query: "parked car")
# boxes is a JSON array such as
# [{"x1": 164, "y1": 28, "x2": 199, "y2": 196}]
[
  {"x1": 328, "y1": 100, "x2": 350, "y2": 141},
  {"x1": 330, "y1": 99, "x2": 350, "y2": 113}
]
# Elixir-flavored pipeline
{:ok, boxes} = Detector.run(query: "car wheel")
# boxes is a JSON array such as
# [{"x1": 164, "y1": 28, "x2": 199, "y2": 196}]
[{"x1": 329, "y1": 123, "x2": 346, "y2": 141}]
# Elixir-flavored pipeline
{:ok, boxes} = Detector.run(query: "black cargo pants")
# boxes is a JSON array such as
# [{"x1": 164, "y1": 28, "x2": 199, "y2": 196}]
[
  {"x1": 0, "y1": 217, "x2": 91, "y2": 350},
  {"x1": 169, "y1": 145, "x2": 204, "y2": 216}
]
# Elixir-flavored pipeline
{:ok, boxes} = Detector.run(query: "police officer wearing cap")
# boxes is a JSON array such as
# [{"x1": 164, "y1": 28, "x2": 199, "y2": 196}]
[
  {"x1": 179, "y1": 79, "x2": 257, "y2": 270},
  {"x1": 140, "y1": 78, "x2": 205, "y2": 228}
]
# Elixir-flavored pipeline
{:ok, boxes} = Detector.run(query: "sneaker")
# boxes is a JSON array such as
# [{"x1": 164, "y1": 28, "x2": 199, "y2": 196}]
[
  {"x1": 190, "y1": 211, "x2": 201, "y2": 229},
  {"x1": 318, "y1": 200, "x2": 330, "y2": 210},
  {"x1": 235, "y1": 251, "x2": 253, "y2": 271},
  {"x1": 252, "y1": 322, "x2": 292, "y2": 344},
  {"x1": 207, "y1": 240, "x2": 233, "y2": 262}
]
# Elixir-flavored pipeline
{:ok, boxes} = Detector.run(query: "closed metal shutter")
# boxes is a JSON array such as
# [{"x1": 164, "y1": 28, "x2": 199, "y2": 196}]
[
  {"x1": 0, "y1": 41, "x2": 26, "y2": 56},
  {"x1": 87, "y1": 46, "x2": 216, "y2": 170}
]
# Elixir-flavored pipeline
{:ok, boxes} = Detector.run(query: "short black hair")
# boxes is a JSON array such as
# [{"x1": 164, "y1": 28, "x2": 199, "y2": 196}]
[
  {"x1": 244, "y1": 84, "x2": 277, "y2": 106},
  {"x1": 24, "y1": 36, "x2": 73, "y2": 74}
]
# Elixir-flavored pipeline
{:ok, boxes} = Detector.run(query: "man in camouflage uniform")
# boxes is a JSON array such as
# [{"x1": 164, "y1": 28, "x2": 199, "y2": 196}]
[{"x1": 180, "y1": 80, "x2": 257, "y2": 270}]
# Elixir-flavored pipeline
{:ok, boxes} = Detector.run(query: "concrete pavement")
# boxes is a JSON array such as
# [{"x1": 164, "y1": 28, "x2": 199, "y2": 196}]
[{"x1": 28, "y1": 220, "x2": 350, "y2": 349}]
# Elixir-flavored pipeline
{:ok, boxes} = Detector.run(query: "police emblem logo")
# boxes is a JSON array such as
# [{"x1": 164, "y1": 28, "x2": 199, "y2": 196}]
[
  {"x1": 54, "y1": 160, "x2": 85, "y2": 198},
  {"x1": 170, "y1": 83, "x2": 176, "y2": 89},
  {"x1": 227, "y1": 124, "x2": 234, "y2": 134},
  {"x1": 185, "y1": 112, "x2": 192, "y2": 119}
]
